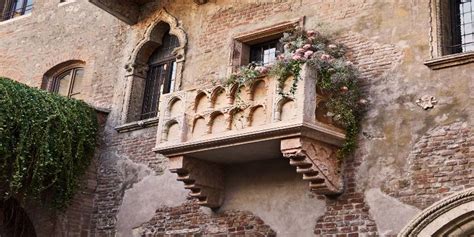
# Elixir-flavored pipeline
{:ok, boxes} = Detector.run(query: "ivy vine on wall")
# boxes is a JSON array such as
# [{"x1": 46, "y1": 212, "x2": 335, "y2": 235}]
[
  {"x1": 225, "y1": 28, "x2": 367, "y2": 158},
  {"x1": 0, "y1": 78, "x2": 98, "y2": 210}
]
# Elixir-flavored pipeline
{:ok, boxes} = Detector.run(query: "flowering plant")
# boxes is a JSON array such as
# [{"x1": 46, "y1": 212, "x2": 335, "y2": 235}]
[{"x1": 225, "y1": 28, "x2": 367, "y2": 158}]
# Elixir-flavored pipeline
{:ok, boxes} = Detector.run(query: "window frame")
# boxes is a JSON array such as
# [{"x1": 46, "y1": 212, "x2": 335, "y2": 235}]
[
  {"x1": 49, "y1": 67, "x2": 84, "y2": 98},
  {"x1": 1, "y1": 0, "x2": 33, "y2": 22},
  {"x1": 230, "y1": 18, "x2": 303, "y2": 72},
  {"x1": 426, "y1": 0, "x2": 474, "y2": 69}
]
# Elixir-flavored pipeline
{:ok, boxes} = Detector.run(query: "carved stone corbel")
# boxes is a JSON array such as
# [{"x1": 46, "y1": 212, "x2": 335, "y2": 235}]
[
  {"x1": 124, "y1": 62, "x2": 149, "y2": 78},
  {"x1": 168, "y1": 156, "x2": 224, "y2": 208},
  {"x1": 281, "y1": 137, "x2": 343, "y2": 195}
]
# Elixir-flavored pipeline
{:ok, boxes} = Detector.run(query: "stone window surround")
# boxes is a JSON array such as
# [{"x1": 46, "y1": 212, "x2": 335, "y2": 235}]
[
  {"x1": 229, "y1": 17, "x2": 304, "y2": 73},
  {"x1": 116, "y1": 8, "x2": 187, "y2": 133},
  {"x1": 425, "y1": 0, "x2": 474, "y2": 70}
]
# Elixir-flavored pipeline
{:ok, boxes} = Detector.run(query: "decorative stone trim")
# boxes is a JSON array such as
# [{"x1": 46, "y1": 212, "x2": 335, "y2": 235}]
[
  {"x1": 280, "y1": 137, "x2": 343, "y2": 195},
  {"x1": 424, "y1": 52, "x2": 474, "y2": 70},
  {"x1": 115, "y1": 117, "x2": 159, "y2": 133},
  {"x1": 398, "y1": 187, "x2": 474, "y2": 237},
  {"x1": 120, "y1": 8, "x2": 188, "y2": 124},
  {"x1": 168, "y1": 156, "x2": 224, "y2": 208}
]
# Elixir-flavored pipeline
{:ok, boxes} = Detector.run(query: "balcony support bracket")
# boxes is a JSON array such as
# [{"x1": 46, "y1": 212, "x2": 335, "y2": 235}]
[
  {"x1": 281, "y1": 137, "x2": 343, "y2": 195},
  {"x1": 168, "y1": 156, "x2": 224, "y2": 209}
]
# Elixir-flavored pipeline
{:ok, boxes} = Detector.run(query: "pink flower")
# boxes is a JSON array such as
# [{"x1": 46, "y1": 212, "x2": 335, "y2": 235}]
[
  {"x1": 307, "y1": 30, "x2": 316, "y2": 37},
  {"x1": 328, "y1": 44, "x2": 337, "y2": 49},
  {"x1": 303, "y1": 44, "x2": 312, "y2": 50},
  {"x1": 292, "y1": 54, "x2": 303, "y2": 61},
  {"x1": 320, "y1": 54, "x2": 332, "y2": 61},
  {"x1": 295, "y1": 48, "x2": 306, "y2": 55},
  {"x1": 304, "y1": 50, "x2": 314, "y2": 58},
  {"x1": 255, "y1": 66, "x2": 269, "y2": 74},
  {"x1": 277, "y1": 54, "x2": 285, "y2": 60},
  {"x1": 358, "y1": 99, "x2": 368, "y2": 105},
  {"x1": 340, "y1": 86, "x2": 349, "y2": 92}
]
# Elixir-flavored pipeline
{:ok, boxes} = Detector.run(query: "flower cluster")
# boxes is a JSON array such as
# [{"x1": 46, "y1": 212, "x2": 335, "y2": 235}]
[{"x1": 225, "y1": 28, "x2": 366, "y2": 158}]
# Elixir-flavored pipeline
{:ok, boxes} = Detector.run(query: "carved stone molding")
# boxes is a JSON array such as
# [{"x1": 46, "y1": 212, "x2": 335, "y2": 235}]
[
  {"x1": 128, "y1": 8, "x2": 187, "y2": 66},
  {"x1": 168, "y1": 156, "x2": 224, "y2": 208},
  {"x1": 120, "y1": 8, "x2": 188, "y2": 124},
  {"x1": 399, "y1": 187, "x2": 474, "y2": 237},
  {"x1": 280, "y1": 137, "x2": 343, "y2": 195},
  {"x1": 416, "y1": 95, "x2": 437, "y2": 110},
  {"x1": 124, "y1": 62, "x2": 149, "y2": 78}
]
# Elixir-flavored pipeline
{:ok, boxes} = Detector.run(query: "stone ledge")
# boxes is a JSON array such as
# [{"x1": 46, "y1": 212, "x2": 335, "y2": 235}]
[
  {"x1": 115, "y1": 117, "x2": 159, "y2": 133},
  {"x1": 424, "y1": 52, "x2": 474, "y2": 70}
]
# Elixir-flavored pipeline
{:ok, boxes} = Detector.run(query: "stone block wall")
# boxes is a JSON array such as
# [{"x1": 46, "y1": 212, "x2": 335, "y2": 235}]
[{"x1": 0, "y1": 0, "x2": 472, "y2": 236}]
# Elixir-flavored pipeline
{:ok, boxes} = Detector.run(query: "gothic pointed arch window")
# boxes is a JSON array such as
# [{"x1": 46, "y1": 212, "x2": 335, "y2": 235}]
[
  {"x1": 117, "y1": 8, "x2": 187, "y2": 130},
  {"x1": 141, "y1": 31, "x2": 179, "y2": 120}
]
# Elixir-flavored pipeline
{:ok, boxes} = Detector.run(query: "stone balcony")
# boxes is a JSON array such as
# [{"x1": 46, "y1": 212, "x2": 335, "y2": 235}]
[
  {"x1": 153, "y1": 65, "x2": 346, "y2": 208},
  {"x1": 89, "y1": 0, "x2": 208, "y2": 25}
]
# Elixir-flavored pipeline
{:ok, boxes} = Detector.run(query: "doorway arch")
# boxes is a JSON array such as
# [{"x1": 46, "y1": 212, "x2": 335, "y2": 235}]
[{"x1": 399, "y1": 188, "x2": 474, "y2": 236}]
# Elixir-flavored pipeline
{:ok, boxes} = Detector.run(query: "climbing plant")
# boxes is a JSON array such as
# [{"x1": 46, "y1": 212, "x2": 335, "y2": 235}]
[
  {"x1": 0, "y1": 77, "x2": 98, "y2": 210},
  {"x1": 224, "y1": 28, "x2": 367, "y2": 158}
]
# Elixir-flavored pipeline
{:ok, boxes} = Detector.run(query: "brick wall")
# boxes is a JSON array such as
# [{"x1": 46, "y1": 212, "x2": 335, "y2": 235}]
[
  {"x1": 92, "y1": 127, "x2": 160, "y2": 236},
  {"x1": 134, "y1": 200, "x2": 276, "y2": 236},
  {"x1": 313, "y1": 156, "x2": 378, "y2": 237},
  {"x1": 382, "y1": 121, "x2": 473, "y2": 209}
]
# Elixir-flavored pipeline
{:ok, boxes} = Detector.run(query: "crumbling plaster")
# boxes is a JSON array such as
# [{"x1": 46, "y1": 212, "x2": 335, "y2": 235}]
[
  {"x1": 220, "y1": 159, "x2": 327, "y2": 237},
  {"x1": 365, "y1": 188, "x2": 420, "y2": 236},
  {"x1": 116, "y1": 170, "x2": 188, "y2": 237}
]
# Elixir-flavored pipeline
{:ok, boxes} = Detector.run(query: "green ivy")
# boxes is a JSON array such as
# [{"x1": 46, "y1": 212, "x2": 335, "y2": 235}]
[{"x1": 0, "y1": 77, "x2": 98, "y2": 210}]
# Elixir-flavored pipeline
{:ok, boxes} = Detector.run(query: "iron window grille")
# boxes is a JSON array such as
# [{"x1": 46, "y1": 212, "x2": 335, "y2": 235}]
[
  {"x1": 1, "y1": 0, "x2": 33, "y2": 21},
  {"x1": 140, "y1": 33, "x2": 179, "y2": 120},
  {"x1": 446, "y1": 0, "x2": 474, "y2": 54}
]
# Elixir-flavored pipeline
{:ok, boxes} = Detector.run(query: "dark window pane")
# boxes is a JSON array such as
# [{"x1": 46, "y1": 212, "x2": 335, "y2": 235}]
[
  {"x1": 57, "y1": 70, "x2": 72, "y2": 96},
  {"x1": 249, "y1": 39, "x2": 280, "y2": 66}
]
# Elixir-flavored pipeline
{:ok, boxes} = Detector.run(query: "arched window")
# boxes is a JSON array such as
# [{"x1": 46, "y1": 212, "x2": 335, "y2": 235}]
[
  {"x1": 49, "y1": 67, "x2": 84, "y2": 98},
  {"x1": 41, "y1": 61, "x2": 85, "y2": 99},
  {"x1": 118, "y1": 9, "x2": 187, "y2": 129},
  {"x1": 141, "y1": 32, "x2": 179, "y2": 120}
]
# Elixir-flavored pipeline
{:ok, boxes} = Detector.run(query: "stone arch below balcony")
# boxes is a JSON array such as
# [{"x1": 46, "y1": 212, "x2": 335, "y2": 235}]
[
  {"x1": 249, "y1": 79, "x2": 267, "y2": 102},
  {"x1": 163, "y1": 120, "x2": 181, "y2": 142},
  {"x1": 209, "y1": 111, "x2": 228, "y2": 134},
  {"x1": 192, "y1": 116, "x2": 207, "y2": 138},
  {"x1": 168, "y1": 97, "x2": 184, "y2": 118},
  {"x1": 210, "y1": 86, "x2": 227, "y2": 109},
  {"x1": 194, "y1": 90, "x2": 209, "y2": 114},
  {"x1": 249, "y1": 105, "x2": 266, "y2": 127},
  {"x1": 399, "y1": 188, "x2": 474, "y2": 237}
]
